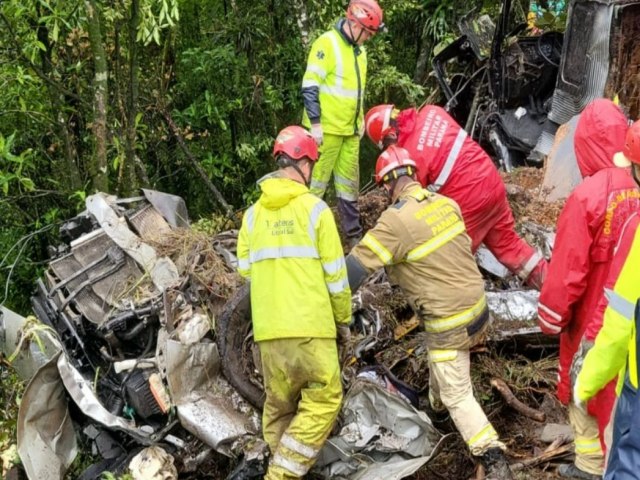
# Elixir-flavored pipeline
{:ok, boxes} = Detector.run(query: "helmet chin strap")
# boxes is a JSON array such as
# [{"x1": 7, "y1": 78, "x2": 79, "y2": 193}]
[
  {"x1": 291, "y1": 161, "x2": 311, "y2": 187},
  {"x1": 347, "y1": 20, "x2": 365, "y2": 45},
  {"x1": 384, "y1": 178, "x2": 398, "y2": 199}
]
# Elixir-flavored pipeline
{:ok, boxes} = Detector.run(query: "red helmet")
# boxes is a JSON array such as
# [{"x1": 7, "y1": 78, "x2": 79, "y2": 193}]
[
  {"x1": 346, "y1": 0, "x2": 385, "y2": 33},
  {"x1": 273, "y1": 126, "x2": 319, "y2": 162},
  {"x1": 615, "y1": 120, "x2": 640, "y2": 167},
  {"x1": 365, "y1": 104, "x2": 396, "y2": 149},
  {"x1": 375, "y1": 145, "x2": 417, "y2": 184}
]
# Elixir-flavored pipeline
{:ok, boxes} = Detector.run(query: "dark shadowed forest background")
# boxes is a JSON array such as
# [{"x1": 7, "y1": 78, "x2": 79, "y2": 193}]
[{"x1": 0, "y1": 0, "x2": 547, "y2": 313}]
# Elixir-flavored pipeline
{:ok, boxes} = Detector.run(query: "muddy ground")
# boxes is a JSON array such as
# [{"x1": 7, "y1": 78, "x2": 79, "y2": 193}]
[{"x1": 501, "y1": 167, "x2": 564, "y2": 228}]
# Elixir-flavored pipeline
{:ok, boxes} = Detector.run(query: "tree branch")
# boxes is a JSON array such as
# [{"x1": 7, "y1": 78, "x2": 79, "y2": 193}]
[
  {"x1": 490, "y1": 378, "x2": 546, "y2": 422},
  {"x1": 0, "y1": 12, "x2": 89, "y2": 107},
  {"x1": 160, "y1": 108, "x2": 232, "y2": 214}
]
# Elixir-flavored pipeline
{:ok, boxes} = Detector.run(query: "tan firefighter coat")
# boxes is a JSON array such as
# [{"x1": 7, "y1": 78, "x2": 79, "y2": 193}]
[{"x1": 349, "y1": 181, "x2": 487, "y2": 349}]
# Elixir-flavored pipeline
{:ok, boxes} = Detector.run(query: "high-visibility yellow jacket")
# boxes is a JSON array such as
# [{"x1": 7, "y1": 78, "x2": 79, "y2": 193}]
[
  {"x1": 237, "y1": 173, "x2": 351, "y2": 342},
  {"x1": 348, "y1": 181, "x2": 487, "y2": 350},
  {"x1": 301, "y1": 20, "x2": 367, "y2": 136},
  {"x1": 576, "y1": 214, "x2": 640, "y2": 401}
]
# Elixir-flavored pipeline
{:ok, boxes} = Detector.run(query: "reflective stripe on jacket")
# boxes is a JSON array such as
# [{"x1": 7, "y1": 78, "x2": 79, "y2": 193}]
[
  {"x1": 577, "y1": 214, "x2": 640, "y2": 402},
  {"x1": 237, "y1": 173, "x2": 351, "y2": 341},
  {"x1": 349, "y1": 181, "x2": 486, "y2": 347},
  {"x1": 394, "y1": 105, "x2": 538, "y2": 277},
  {"x1": 537, "y1": 99, "x2": 638, "y2": 405},
  {"x1": 301, "y1": 21, "x2": 367, "y2": 136}
]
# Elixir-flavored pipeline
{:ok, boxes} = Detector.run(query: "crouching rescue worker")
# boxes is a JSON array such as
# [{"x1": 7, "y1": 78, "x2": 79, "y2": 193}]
[
  {"x1": 236, "y1": 126, "x2": 352, "y2": 479},
  {"x1": 574, "y1": 120, "x2": 640, "y2": 479},
  {"x1": 345, "y1": 145, "x2": 513, "y2": 479},
  {"x1": 537, "y1": 100, "x2": 640, "y2": 480},
  {"x1": 363, "y1": 103, "x2": 547, "y2": 288}
]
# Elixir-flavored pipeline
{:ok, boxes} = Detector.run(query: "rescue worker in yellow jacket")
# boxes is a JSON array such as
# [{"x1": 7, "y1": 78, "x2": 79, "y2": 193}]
[
  {"x1": 574, "y1": 120, "x2": 640, "y2": 479},
  {"x1": 236, "y1": 126, "x2": 352, "y2": 479},
  {"x1": 345, "y1": 145, "x2": 513, "y2": 479},
  {"x1": 302, "y1": 0, "x2": 385, "y2": 248}
]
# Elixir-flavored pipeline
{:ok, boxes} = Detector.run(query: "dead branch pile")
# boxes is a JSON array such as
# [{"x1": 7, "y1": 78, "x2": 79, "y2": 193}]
[
  {"x1": 501, "y1": 167, "x2": 564, "y2": 228},
  {"x1": 146, "y1": 228, "x2": 243, "y2": 304},
  {"x1": 359, "y1": 188, "x2": 390, "y2": 232}
]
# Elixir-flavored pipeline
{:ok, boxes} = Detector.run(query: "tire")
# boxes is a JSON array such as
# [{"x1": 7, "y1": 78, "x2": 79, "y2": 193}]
[{"x1": 217, "y1": 284, "x2": 265, "y2": 409}]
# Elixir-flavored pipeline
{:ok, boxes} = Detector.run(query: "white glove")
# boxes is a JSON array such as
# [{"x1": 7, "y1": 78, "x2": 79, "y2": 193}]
[{"x1": 311, "y1": 123, "x2": 323, "y2": 146}]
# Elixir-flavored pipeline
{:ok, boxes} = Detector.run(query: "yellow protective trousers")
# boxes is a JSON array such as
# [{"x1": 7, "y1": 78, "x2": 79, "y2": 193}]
[
  {"x1": 568, "y1": 403, "x2": 605, "y2": 475},
  {"x1": 259, "y1": 337, "x2": 343, "y2": 479},
  {"x1": 428, "y1": 348, "x2": 505, "y2": 456},
  {"x1": 310, "y1": 133, "x2": 362, "y2": 239}
]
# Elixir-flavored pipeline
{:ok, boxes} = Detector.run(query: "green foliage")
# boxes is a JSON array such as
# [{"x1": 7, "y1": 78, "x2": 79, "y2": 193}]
[
  {"x1": 366, "y1": 65, "x2": 425, "y2": 105},
  {"x1": 0, "y1": 367, "x2": 23, "y2": 458},
  {"x1": 0, "y1": 133, "x2": 36, "y2": 196},
  {"x1": 535, "y1": 9, "x2": 568, "y2": 32},
  {"x1": 138, "y1": 0, "x2": 180, "y2": 45},
  {"x1": 0, "y1": 0, "x2": 482, "y2": 309},
  {"x1": 100, "y1": 473, "x2": 134, "y2": 480}
]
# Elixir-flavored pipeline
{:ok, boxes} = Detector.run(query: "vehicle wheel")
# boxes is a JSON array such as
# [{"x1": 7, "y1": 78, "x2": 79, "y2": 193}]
[{"x1": 217, "y1": 283, "x2": 265, "y2": 409}]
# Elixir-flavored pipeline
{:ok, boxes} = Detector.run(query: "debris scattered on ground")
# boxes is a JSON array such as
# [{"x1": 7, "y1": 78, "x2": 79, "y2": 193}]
[
  {"x1": 358, "y1": 188, "x2": 390, "y2": 233},
  {"x1": 501, "y1": 167, "x2": 564, "y2": 228},
  {"x1": 1, "y1": 180, "x2": 572, "y2": 480}
]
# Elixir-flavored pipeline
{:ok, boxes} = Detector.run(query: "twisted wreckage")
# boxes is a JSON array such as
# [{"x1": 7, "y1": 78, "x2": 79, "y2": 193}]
[{"x1": 0, "y1": 185, "x2": 558, "y2": 480}]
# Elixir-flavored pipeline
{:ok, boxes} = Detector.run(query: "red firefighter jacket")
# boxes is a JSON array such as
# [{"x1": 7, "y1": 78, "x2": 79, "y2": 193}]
[
  {"x1": 395, "y1": 106, "x2": 503, "y2": 251},
  {"x1": 537, "y1": 99, "x2": 640, "y2": 422},
  {"x1": 395, "y1": 105, "x2": 541, "y2": 281}
]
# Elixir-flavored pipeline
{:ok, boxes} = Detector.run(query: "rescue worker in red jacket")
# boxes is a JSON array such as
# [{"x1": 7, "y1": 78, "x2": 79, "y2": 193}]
[
  {"x1": 537, "y1": 99, "x2": 640, "y2": 479},
  {"x1": 364, "y1": 103, "x2": 547, "y2": 288},
  {"x1": 346, "y1": 145, "x2": 513, "y2": 479},
  {"x1": 574, "y1": 120, "x2": 640, "y2": 479}
]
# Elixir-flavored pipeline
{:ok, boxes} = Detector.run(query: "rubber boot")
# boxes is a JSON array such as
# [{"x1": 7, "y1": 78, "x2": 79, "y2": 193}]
[
  {"x1": 557, "y1": 463, "x2": 601, "y2": 480},
  {"x1": 481, "y1": 447, "x2": 514, "y2": 480}
]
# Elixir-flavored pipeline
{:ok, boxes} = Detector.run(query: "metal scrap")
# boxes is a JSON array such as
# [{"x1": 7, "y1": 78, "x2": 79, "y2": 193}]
[
  {"x1": 86, "y1": 192, "x2": 179, "y2": 291},
  {"x1": 316, "y1": 377, "x2": 445, "y2": 480}
]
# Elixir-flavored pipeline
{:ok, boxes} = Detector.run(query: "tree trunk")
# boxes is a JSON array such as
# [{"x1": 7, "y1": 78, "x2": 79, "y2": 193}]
[
  {"x1": 413, "y1": 33, "x2": 432, "y2": 85},
  {"x1": 85, "y1": 0, "x2": 109, "y2": 192},
  {"x1": 33, "y1": 9, "x2": 82, "y2": 192},
  {"x1": 120, "y1": 0, "x2": 149, "y2": 195},
  {"x1": 293, "y1": 0, "x2": 310, "y2": 48}
]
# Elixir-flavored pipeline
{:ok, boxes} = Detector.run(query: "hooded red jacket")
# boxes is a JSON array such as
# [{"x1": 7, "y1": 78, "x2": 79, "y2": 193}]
[
  {"x1": 396, "y1": 105, "x2": 542, "y2": 280},
  {"x1": 537, "y1": 99, "x2": 640, "y2": 440}
]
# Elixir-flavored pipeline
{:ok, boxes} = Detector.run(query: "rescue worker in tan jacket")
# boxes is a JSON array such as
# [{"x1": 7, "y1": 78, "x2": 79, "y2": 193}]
[{"x1": 345, "y1": 145, "x2": 513, "y2": 479}]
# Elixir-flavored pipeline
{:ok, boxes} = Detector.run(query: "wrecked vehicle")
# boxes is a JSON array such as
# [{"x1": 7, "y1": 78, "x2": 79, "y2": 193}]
[
  {"x1": 4, "y1": 191, "x2": 266, "y2": 480},
  {"x1": 433, "y1": 0, "x2": 563, "y2": 170},
  {"x1": 0, "y1": 185, "x2": 564, "y2": 480},
  {"x1": 434, "y1": 0, "x2": 640, "y2": 171},
  {"x1": 1, "y1": 190, "x2": 451, "y2": 480}
]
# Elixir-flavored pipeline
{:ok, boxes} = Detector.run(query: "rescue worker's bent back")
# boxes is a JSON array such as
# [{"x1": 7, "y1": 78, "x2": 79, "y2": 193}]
[
  {"x1": 351, "y1": 181, "x2": 486, "y2": 348},
  {"x1": 345, "y1": 145, "x2": 513, "y2": 479}
]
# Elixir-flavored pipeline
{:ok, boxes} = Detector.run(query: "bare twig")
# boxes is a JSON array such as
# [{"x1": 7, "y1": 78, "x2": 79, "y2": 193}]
[
  {"x1": 0, "y1": 224, "x2": 55, "y2": 305},
  {"x1": 510, "y1": 442, "x2": 573, "y2": 471},
  {"x1": 490, "y1": 377, "x2": 546, "y2": 422},
  {"x1": 160, "y1": 108, "x2": 233, "y2": 214}
]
